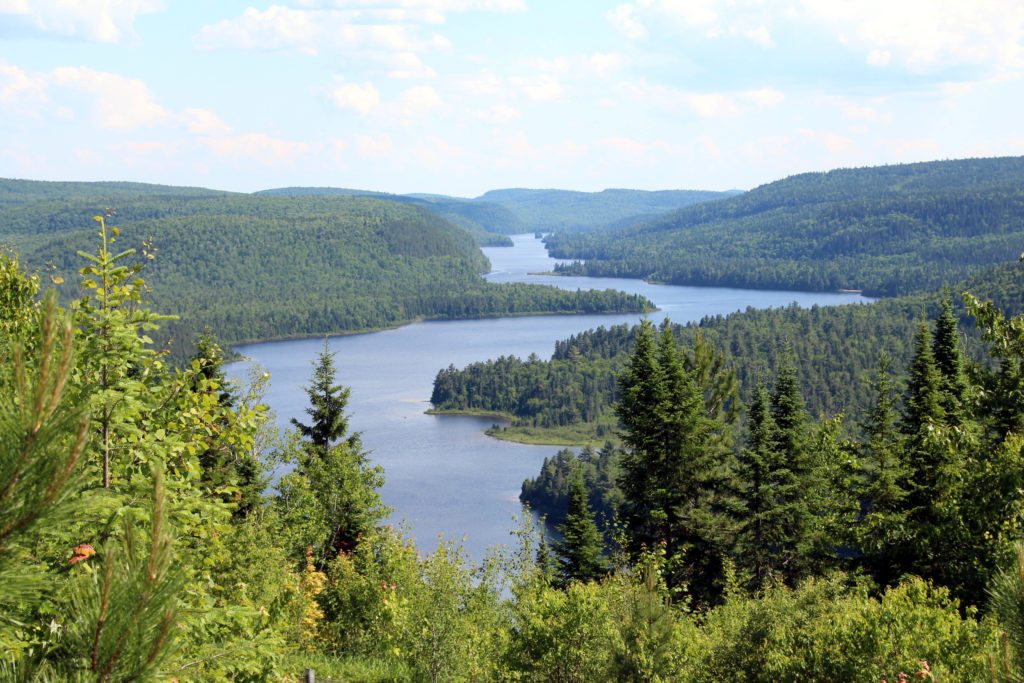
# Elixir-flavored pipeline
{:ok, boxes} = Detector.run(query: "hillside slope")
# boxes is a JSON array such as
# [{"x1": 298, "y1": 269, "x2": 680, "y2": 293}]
[
  {"x1": 478, "y1": 187, "x2": 735, "y2": 233},
  {"x1": 2, "y1": 183, "x2": 651, "y2": 357},
  {"x1": 547, "y1": 156, "x2": 1024, "y2": 296}
]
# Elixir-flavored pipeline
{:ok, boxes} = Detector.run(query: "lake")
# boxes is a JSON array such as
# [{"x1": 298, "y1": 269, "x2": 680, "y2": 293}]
[{"x1": 229, "y1": 234, "x2": 872, "y2": 561}]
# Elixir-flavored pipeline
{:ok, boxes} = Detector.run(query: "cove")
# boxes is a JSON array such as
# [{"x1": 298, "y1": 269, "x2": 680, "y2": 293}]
[{"x1": 228, "y1": 234, "x2": 872, "y2": 561}]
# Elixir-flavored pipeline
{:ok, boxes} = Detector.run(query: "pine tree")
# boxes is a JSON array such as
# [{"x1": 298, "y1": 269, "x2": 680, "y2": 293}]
[
  {"x1": 733, "y1": 383, "x2": 782, "y2": 590},
  {"x1": 616, "y1": 320, "x2": 666, "y2": 552},
  {"x1": 1, "y1": 291, "x2": 181, "y2": 680},
  {"x1": 770, "y1": 342, "x2": 808, "y2": 458},
  {"x1": 553, "y1": 467, "x2": 607, "y2": 585},
  {"x1": 855, "y1": 356, "x2": 912, "y2": 587},
  {"x1": 279, "y1": 340, "x2": 389, "y2": 565},
  {"x1": 291, "y1": 339, "x2": 352, "y2": 451},
  {"x1": 902, "y1": 321, "x2": 945, "y2": 439},
  {"x1": 617, "y1": 322, "x2": 732, "y2": 603},
  {"x1": 932, "y1": 290, "x2": 968, "y2": 423},
  {"x1": 901, "y1": 321, "x2": 950, "y2": 517},
  {"x1": 765, "y1": 344, "x2": 819, "y2": 583}
]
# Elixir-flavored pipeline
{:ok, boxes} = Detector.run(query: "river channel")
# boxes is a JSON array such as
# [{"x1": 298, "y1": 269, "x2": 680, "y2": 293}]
[{"x1": 228, "y1": 234, "x2": 872, "y2": 561}]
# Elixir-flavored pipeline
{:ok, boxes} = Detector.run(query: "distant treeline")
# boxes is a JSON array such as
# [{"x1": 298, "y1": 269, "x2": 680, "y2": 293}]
[
  {"x1": 1, "y1": 182, "x2": 652, "y2": 360},
  {"x1": 547, "y1": 156, "x2": 1024, "y2": 296},
  {"x1": 432, "y1": 262, "x2": 1024, "y2": 440}
]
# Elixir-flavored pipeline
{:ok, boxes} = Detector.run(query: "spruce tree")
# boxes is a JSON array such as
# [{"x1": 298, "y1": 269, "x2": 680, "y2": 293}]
[
  {"x1": 766, "y1": 344, "x2": 819, "y2": 583},
  {"x1": 902, "y1": 321, "x2": 945, "y2": 439},
  {"x1": 855, "y1": 356, "x2": 911, "y2": 586},
  {"x1": 291, "y1": 339, "x2": 352, "y2": 451},
  {"x1": 616, "y1": 320, "x2": 666, "y2": 552},
  {"x1": 617, "y1": 322, "x2": 732, "y2": 603},
  {"x1": 901, "y1": 322, "x2": 950, "y2": 517},
  {"x1": 280, "y1": 340, "x2": 388, "y2": 565},
  {"x1": 770, "y1": 343, "x2": 808, "y2": 458},
  {"x1": 899, "y1": 320, "x2": 962, "y2": 588},
  {"x1": 733, "y1": 383, "x2": 782, "y2": 590},
  {"x1": 932, "y1": 290, "x2": 968, "y2": 424},
  {"x1": 553, "y1": 467, "x2": 607, "y2": 585}
]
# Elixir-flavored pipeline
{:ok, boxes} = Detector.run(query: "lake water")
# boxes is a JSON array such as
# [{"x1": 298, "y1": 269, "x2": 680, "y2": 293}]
[{"x1": 229, "y1": 234, "x2": 872, "y2": 561}]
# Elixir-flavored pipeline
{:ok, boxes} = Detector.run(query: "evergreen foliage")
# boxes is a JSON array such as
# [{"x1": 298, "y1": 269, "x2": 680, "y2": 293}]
[
  {"x1": 553, "y1": 466, "x2": 607, "y2": 585},
  {"x1": 616, "y1": 322, "x2": 733, "y2": 604},
  {"x1": 5, "y1": 199, "x2": 1024, "y2": 679},
  {"x1": 291, "y1": 341, "x2": 353, "y2": 450},
  {"x1": 548, "y1": 156, "x2": 1024, "y2": 297}
]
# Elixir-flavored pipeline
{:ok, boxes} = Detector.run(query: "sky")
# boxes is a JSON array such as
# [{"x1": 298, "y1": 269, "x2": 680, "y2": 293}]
[{"x1": 1, "y1": 1, "x2": 1023, "y2": 197}]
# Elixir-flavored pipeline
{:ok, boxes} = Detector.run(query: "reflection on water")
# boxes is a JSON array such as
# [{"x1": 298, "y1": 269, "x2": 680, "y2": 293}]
[{"x1": 229, "y1": 234, "x2": 873, "y2": 561}]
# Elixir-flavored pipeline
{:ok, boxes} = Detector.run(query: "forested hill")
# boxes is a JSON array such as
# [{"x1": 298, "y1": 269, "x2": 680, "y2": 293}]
[
  {"x1": 547, "y1": 156, "x2": 1024, "y2": 296},
  {"x1": 257, "y1": 186, "x2": 522, "y2": 246},
  {"x1": 431, "y1": 260, "x2": 1024, "y2": 444},
  {"x1": 0, "y1": 178, "x2": 230, "y2": 207},
  {"x1": 3, "y1": 184, "x2": 652, "y2": 358},
  {"x1": 477, "y1": 187, "x2": 736, "y2": 233}
]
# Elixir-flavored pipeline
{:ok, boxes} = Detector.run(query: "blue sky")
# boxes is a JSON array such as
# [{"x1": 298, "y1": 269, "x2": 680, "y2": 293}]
[{"x1": 1, "y1": 0, "x2": 1022, "y2": 196}]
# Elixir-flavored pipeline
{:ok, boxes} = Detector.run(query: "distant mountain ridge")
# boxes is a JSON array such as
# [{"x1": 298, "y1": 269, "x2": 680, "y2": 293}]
[
  {"x1": 474, "y1": 187, "x2": 738, "y2": 233},
  {"x1": 258, "y1": 185, "x2": 736, "y2": 238},
  {"x1": 0, "y1": 180, "x2": 653, "y2": 359},
  {"x1": 547, "y1": 156, "x2": 1024, "y2": 297}
]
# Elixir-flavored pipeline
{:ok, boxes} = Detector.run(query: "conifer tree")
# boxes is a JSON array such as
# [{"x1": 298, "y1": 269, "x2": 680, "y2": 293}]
[
  {"x1": 855, "y1": 356, "x2": 912, "y2": 586},
  {"x1": 932, "y1": 290, "x2": 968, "y2": 423},
  {"x1": 279, "y1": 340, "x2": 388, "y2": 566},
  {"x1": 902, "y1": 321, "x2": 946, "y2": 439},
  {"x1": 292, "y1": 339, "x2": 353, "y2": 451},
  {"x1": 766, "y1": 344, "x2": 820, "y2": 583},
  {"x1": 553, "y1": 467, "x2": 607, "y2": 585},
  {"x1": 770, "y1": 343, "x2": 808, "y2": 458},
  {"x1": 733, "y1": 383, "x2": 782, "y2": 590},
  {"x1": 617, "y1": 322, "x2": 731, "y2": 603},
  {"x1": 616, "y1": 320, "x2": 666, "y2": 552},
  {"x1": 901, "y1": 321, "x2": 950, "y2": 518}
]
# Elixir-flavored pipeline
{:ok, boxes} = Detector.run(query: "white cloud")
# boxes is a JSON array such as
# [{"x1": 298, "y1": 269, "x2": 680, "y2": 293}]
[
  {"x1": 511, "y1": 74, "x2": 562, "y2": 101},
  {"x1": 183, "y1": 108, "x2": 231, "y2": 135},
  {"x1": 867, "y1": 49, "x2": 891, "y2": 67},
  {"x1": 686, "y1": 92, "x2": 739, "y2": 118},
  {"x1": 0, "y1": 0, "x2": 163, "y2": 43},
  {"x1": 800, "y1": 0, "x2": 1024, "y2": 71},
  {"x1": 195, "y1": 6, "x2": 421, "y2": 54},
  {"x1": 743, "y1": 87, "x2": 784, "y2": 107},
  {"x1": 474, "y1": 104, "x2": 521, "y2": 124},
  {"x1": 588, "y1": 52, "x2": 624, "y2": 77},
  {"x1": 195, "y1": 1, "x2": 524, "y2": 81},
  {"x1": 744, "y1": 25, "x2": 774, "y2": 48},
  {"x1": 399, "y1": 85, "x2": 442, "y2": 117},
  {"x1": 616, "y1": 80, "x2": 742, "y2": 118},
  {"x1": 0, "y1": 60, "x2": 47, "y2": 105},
  {"x1": 800, "y1": 128, "x2": 855, "y2": 155},
  {"x1": 603, "y1": 136, "x2": 648, "y2": 156},
  {"x1": 295, "y1": 0, "x2": 525, "y2": 12},
  {"x1": 413, "y1": 135, "x2": 463, "y2": 168},
  {"x1": 458, "y1": 71, "x2": 502, "y2": 95},
  {"x1": 204, "y1": 132, "x2": 311, "y2": 166},
  {"x1": 844, "y1": 104, "x2": 877, "y2": 121},
  {"x1": 699, "y1": 135, "x2": 722, "y2": 159},
  {"x1": 331, "y1": 80, "x2": 381, "y2": 114},
  {"x1": 50, "y1": 66, "x2": 169, "y2": 129},
  {"x1": 607, "y1": 4, "x2": 647, "y2": 40},
  {"x1": 388, "y1": 52, "x2": 438, "y2": 79},
  {"x1": 357, "y1": 133, "x2": 394, "y2": 158},
  {"x1": 612, "y1": 0, "x2": 772, "y2": 44}
]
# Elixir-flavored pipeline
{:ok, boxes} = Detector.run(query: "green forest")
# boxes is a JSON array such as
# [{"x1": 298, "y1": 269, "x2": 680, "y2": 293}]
[
  {"x1": 547, "y1": 156, "x2": 1024, "y2": 296},
  {"x1": 5, "y1": 214, "x2": 1024, "y2": 681},
  {"x1": 431, "y1": 262, "x2": 1024, "y2": 447},
  {"x1": 0, "y1": 181, "x2": 652, "y2": 360}
]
